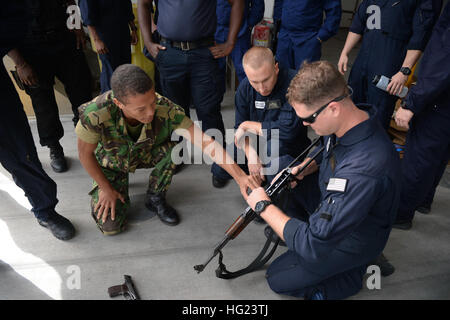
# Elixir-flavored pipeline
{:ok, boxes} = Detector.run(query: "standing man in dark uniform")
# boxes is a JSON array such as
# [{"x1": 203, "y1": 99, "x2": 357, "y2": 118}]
[
  {"x1": 338, "y1": 0, "x2": 440, "y2": 129},
  {"x1": 7, "y1": 0, "x2": 93, "y2": 173},
  {"x1": 1, "y1": 1, "x2": 75, "y2": 240},
  {"x1": 274, "y1": 0, "x2": 341, "y2": 70},
  {"x1": 215, "y1": 0, "x2": 265, "y2": 87},
  {"x1": 393, "y1": 2, "x2": 450, "y2": 229},
  {"x1": 246, "y1": 61, "x2": 401, "y2": 299},
  {"x1": 138, "y1": 0, "x2": 244, "y2": 139},
  {"x1": 79, "y1": 0, "x2": 138, "y2": 93},
  {"x1": 211, "y1": 47, "x2": 310, "y2": 188}
]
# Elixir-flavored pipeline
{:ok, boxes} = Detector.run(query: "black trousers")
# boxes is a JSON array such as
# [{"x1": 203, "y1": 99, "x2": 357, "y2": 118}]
[
  {"x1": 0, "y1": 64, "x2": 58, "y2": 221},
  {"x1": 21, "y1": 32, "x2": 92, "y2": 147}
]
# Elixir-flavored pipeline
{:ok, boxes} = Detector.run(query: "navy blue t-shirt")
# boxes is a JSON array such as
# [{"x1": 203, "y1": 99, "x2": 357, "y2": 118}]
[{"x1": 158, "y1": 0, "x2": 217, "y2": 41}]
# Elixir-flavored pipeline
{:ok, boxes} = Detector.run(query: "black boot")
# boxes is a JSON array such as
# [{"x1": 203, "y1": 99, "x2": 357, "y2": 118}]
[
  {"x1": 370, "y1": 253, "x2": 395, "y2": 277},
  {"x1": 37, "y1": 212, "x2": 75, "y2": 240},
  {"x1": 49, "y1": 142, "x2": 68, "y2": 173},
  {"x1": 145, "y1": 192, "x2": 179, "y2": 226},
  {"x1": 212, "y1": 175, "x2": 228, "y2": 188}
]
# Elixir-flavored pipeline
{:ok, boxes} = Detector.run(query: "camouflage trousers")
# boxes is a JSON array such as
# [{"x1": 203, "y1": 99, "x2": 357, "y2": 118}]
[{"x1": 89, "y1": 141, "x2": 177, "y2": 235}]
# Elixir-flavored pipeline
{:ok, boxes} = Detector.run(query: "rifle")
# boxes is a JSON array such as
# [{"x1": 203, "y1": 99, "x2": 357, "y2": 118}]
[{"x1": 194, "y1": 138, "x2": 324, "y2": 279}]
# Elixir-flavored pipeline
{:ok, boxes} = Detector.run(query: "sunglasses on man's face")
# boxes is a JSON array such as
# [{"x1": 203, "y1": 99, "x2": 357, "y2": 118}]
[{"x1": 299, "y1": 86, "x2": 353, "y2": 124}]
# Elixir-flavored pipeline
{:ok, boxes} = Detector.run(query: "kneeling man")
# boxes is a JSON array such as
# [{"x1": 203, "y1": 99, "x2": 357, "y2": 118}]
[
  {"x1": 246, "y1": 61, "x2": 401, "y2": 299},
  {"x1": 76, "y1": 64, "x2": 259, "y2": 235}
]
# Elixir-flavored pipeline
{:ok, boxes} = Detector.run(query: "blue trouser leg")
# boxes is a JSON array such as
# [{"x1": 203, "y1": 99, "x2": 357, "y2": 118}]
[
  {"x1": 0, "y1": 64, "x2": 58, "y2": 221},
  {"x1": 292, "y1": 37, "x2": 322, "y2": 70},
  {"x1": 155, "y1": 44, "x2": 191, "y2": 117},
  {"x1": 99, "y1": 53, "x2": 115, "y2": 93},
  {"x1": 276, "y1": 34, "x2": 295, "y2": 70},
  {"x1": 420, "y1": 155, "x2": 448, "y2": 208},
  {"x1": 349, "y1": 64, "x2": 398, "y2": 129},
  {"x1": 266, "y1": 248, "x2": 369, "y2": 299},
  {"x1": 230, "y1": 32, "x2": 251, "y2": 82},
  {"x1": 188, "y1": 47, "x2": 225, "y2": 135},
  {"x1": 397, "y1": 109, "x2": 450, "y2": 221}
]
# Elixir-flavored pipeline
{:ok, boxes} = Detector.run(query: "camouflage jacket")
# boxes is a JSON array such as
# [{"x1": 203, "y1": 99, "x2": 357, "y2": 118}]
[{"x1": 77, "y1": 90, "x2": 193, "y2": 173}]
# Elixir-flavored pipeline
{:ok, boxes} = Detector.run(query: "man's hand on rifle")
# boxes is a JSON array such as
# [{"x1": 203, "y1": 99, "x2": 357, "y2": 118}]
[
  {"x1": 237, "y1": 175, "x2": 261, "y2": 200},
  {"x1": 270, "y1": 158, "x2": 318, "y2": 189},
  {"x1": 246, "y1": 187, "x2": 270, "y2": 211}
]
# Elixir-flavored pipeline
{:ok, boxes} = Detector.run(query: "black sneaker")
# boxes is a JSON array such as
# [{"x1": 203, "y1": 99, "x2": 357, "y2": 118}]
[
  {"x1": 369, "y1": 253, "x2": 395, "y2": 277},
  {"x1": 49, "y1": 142, "x2": 68, "y2": 173},
  {"x1": 212, "y1": 175, "x2": 228, "y2": 188},
  {"x1": 392, "y1": 219, "x2": 413, "y2": 230},
  {"x1": 416, "y1": 206, "x2": 431, "y2": 214},
  {"x1": 37, "y1": 213, "x2": 75, "y2": 240}
]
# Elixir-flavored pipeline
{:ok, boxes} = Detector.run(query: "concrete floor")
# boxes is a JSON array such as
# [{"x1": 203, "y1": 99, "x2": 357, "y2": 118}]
[{"x1": 1, "y1": 29, "x2": 449, "y2": 300}]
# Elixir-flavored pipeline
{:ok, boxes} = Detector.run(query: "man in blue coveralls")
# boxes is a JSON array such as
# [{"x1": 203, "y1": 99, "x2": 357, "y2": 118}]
[
  {"x1": 79, "y1": 0, "x2": 138, "y2": 93},
  {"x1": 393, "y1": 2, "x2": 450, "y2": 230},
  {"x1": 0, "y1": 1, "x2": 75, "y2": 241},
  {"x1": 211, "y1": 47, "x2": 310, "y2": 188},
  {"x1": 215, "y1": 0, "x2": 265, "y2": 89},
  {"x1": 274, "y1": 0, "x2": 341, "y2": 70},
  {"x1": 338, "y1": 0, "x2": 441, "y2": 129},
  {"x1": 246, "y1": 61, "x2": 401, "y2": 299}
]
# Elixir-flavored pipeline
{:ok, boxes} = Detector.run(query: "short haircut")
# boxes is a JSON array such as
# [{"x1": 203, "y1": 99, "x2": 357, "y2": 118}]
[
  {"x1": 111, "y1": 64, "x2": 154, "y2": 103},
  {"x1": 287, "y1": 61, "x2": 348, "y2": 109},
  {"x1": 242, "y1": 46, "x2": 275, "y2": 70}
]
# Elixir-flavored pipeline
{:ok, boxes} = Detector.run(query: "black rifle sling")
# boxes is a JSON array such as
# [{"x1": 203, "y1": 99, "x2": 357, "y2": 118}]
[
  {"x1": 215, "y1": 191, "x2": 289, "y2": 279},
  {"x1": 215, "y1": 229, "x2": 280, "y2": 279}
]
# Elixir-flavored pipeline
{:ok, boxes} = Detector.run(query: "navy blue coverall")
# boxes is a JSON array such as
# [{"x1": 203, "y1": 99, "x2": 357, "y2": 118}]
[
  {"x1": 396, "y1": 2, "x2": 450, "y2": 223},
  {"x1": 348, "y1": 0, "x2": 438, "y2": 129},
  {"x1": 266, "y1": 105, "x2": 401, "y2": 299},
  {"x1": 79, "y1": 0, "x2": 135, "y2": 93},
  {"x1": 215, "y1": 0, "x2": 265, "y2": 85},
  {"x1": 274, "y1": 0, "x2": 341, "y2": 70},
  {"x1": 211, "y1": 67, "x2": 310, "y2": 180},
  {"x1": 1, "y1": 2, "x2": 59, "y2": 222}
]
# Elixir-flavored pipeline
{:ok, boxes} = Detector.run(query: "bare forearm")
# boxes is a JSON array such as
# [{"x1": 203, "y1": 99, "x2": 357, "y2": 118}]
[
  {"x1": 241, "y1": 121, "x2": 263, "y2": 136},
  {"x1": 7, "y1": 48, "x2": 27, "y2": 67},
  {"x1": 180, "y1": 124, "x2": 247, "y2": 181},
  {"x1": 227, "y1": 0, "x2": 245, "y2": 45},
  {"x1": 87, "y1": 25, "x2": 100, "y2": 41},
  {"x1": 401, "y1": 50, "x2": 422, "y2": 69},
  {"x1": 137, "y1": 0, "x2": 154, "y2": 45},
  {"x1": 341, "y1": 32, "x2": 362, "y2": 56},
  {"x1": 260, "y1": 205, "x2": 290, "y2": 241},
  {"x1": 79, "y1": 151, "x2": 113, "y2": 191}
]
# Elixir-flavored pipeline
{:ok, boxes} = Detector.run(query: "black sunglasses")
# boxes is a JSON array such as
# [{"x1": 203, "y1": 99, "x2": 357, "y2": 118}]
[{"x1": 299, "y1": 86, "x2": 353, "y2": 124}]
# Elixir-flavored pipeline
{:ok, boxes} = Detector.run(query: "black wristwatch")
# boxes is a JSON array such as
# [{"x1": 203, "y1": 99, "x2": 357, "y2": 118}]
[
  {"x1": 400, "y1": 67, "x2": 411, "y2": 76},
  {"x1": 254, "y1": 200, "x2": 272, "y2": 215}
]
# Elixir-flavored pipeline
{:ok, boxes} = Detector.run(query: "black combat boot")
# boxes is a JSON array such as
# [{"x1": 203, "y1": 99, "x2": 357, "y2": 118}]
[
  {"x1": 49, "y1": 142, "x2": 68, "y2": 173},
  {"x1": 145, "y1": 192, "x2": 180, "y2": 226},
  {"x1": 37, "y1": 212, "x2": 75, "y2": 240},
  {"x1": 212, "y1": 175, "x2": 228, "y2": 188}
]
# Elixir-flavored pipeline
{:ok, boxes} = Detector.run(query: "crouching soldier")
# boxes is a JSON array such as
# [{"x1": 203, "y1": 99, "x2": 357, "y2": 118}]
[{"x1": 76, "y1": 64, "x2": 259, "y2": 235}]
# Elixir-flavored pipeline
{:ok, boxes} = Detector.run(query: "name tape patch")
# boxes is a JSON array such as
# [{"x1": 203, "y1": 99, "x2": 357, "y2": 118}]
[
  {"x1": 255, "y1": 101, "x2": 266, "y2": 109},
  {"x1": 326, "y1": 178, "x2": 348, "y2": 193}
]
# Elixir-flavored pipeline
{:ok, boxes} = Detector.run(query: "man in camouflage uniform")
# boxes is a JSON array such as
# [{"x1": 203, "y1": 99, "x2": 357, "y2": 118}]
[{"x1": 76, "y1": 64, "x2": 259, "y2": 235}]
